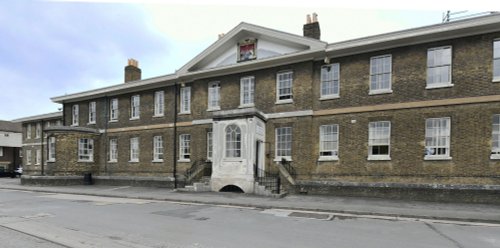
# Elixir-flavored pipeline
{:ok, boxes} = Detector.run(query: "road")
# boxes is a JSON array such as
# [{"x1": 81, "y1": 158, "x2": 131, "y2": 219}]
[{"x1": 0, "y1": 188, "x2": 499, "y2": 248}]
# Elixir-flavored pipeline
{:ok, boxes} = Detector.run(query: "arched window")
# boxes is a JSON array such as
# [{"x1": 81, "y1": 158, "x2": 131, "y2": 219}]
[{"x1": 225, "y1": 125, "x2": 241, "y2": 158}]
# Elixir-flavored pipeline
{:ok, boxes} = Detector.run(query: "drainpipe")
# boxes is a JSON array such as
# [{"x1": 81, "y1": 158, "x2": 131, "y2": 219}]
[
  {"x1": 173, "y1": 83, "x2": 178, "y2": 189},
  {"x1": 41, "y1": 120, "x2": 44, "y2": 175},
  {"x1": 104, "y1": 96, "x2": 109, "y2": 176}
]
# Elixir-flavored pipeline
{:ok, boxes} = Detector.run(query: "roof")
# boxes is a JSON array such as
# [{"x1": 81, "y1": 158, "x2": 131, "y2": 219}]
[
  {"x1": 12, "y1": 111, "x2": 63, "y2": 123},
  {"x1": 51, "y1": 13, "x2": 500, "y2": 104},
  {"x1": 0, "y1": 120, "x2": 22, "y2": 133}
]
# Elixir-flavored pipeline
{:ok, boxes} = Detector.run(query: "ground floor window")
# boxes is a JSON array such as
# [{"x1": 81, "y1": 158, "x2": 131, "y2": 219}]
[
  {"x1": 78, "y1": 138, "x2": 94, "y2": 162},
  {"x1": 225, "y1": 125, "x2": 241, "y2": 158},
  {"x1": 179, "y1": 134, "x2": 191, "y2": 161},
  {"x1": 319, "y1": 124, "x2": 339, "y2": 160},
  {"x1": 275, "y1": 127, "x2": 292, "y2": 161},
  {"x1": 26, "y1": 150, "x2": 31, "y2": 165},
  {"x1": 109, "y1": 138, "x2": 117, "y2": 162},
  {"x1": 368, "y1": 121, "x2": 391, "y2": 160},
  {"x1": 130, "y1": 137, "x2": 139, "y2": 162},
  {"x1": 425, "y1": 117, "x2": 451, "y2": 160},
  {"x1": 35, "y1": 149, "x2": 41, "y2": 165},
  {"x1": 48, "y1": 137, "x2": 56, "y2": 161},
  {"x1": 207, "y1": 132, "x2": 213, "y2": 161},
  {"x1": 153, "y1": 136, "x2": 164, "y2": 161},
  {"x1": 492, "y1": 115, "x2": 500, "y2": 159},
  {"x1": 0, "y1": 147, "x2": 3, "y2": 157}
]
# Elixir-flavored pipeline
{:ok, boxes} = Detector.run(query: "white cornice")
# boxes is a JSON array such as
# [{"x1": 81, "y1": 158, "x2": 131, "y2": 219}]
[{"x1": 12, "y1": 111, "x2": 63, "y2": 123}]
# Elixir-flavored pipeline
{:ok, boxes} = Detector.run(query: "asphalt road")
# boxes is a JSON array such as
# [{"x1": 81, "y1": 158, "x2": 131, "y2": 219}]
[{"x1": 1, "y1": 188, "x2": 499, "y2": 248}]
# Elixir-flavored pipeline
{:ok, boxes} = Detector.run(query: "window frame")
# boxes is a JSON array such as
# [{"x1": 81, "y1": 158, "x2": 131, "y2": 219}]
[
  {"x1": 0, "y1": 147, "x2": 3, "y2": 157},
  {"x1": 426, "y1": 46, "x2": 453, "y2": 89},
  {"x1": 48, "y1": 137, "x2": 56, "y2": 162},
  {"x1": 225, "y1": 125, "x2": 242, "y2": 159},
  {"x1": 491, "y1": 114, "x2": 500, "y2": 159},
  {"x1": 109, "y1": 138, "x2": 118, "y2": 163},
  {"x1": 207, "y1": 131, "x2": 213, "y2": 161},
  {"x1": 276, "y1": 71, "x2": 294, "y2": 104},
  {"x1": 78, "y1": 138, "x2": 94, "y2": 162},
  {"x1": 26, "y1": 124, "x2": 31, "y2": 139},
  {"x1": 130, "y1": 95, "x2": 140, "y2": 120},
  {"x1": 368, "y1": 121, "x2": 391, "y2": 160},
  {"x1": 493, "y1": 39, "x2": 500, "y2": 82},
  {"x1": 319, "y1": 124, "x2": 339, "y2": 161},
  {"x1": 72, "y1": 104, "x2": 79, "y2": 126},
  {"x1": 179, "y1": 134, "x2": 191, "y2": 162},
  {"x1": 130, "y1": 137, "x2": 139, "y2": 162},
  {"x1": 154, "y1": 91, "x2": 165, "y2": 117},
  {"x1": 369, "y1": 55, "x2": 393, "y2": 95},
  {"x1": 275, "y1": 127, "x2": 292, "y2": 161},
  {"x1": 239, "y1": 76, "x2": 255, "y2": 107},
  {"x1": 35, "y1": 123, "x2": 41, "y2": 139},
  {"x1": 110, "y1": 98, "x2": 119, "y2": 122},
  {"x1": 320, "y1": 63, "x2": 340, "y2": 100},
  {"x1": 153, "y1": 135, "x2": 164, "y2": 162},
  {"x1": 26, "y1": 150, "x2": 32, "y2": 165},
  {"x1": 208, "y1": 81, "x2": 221, "y2": 111},
  {"x1": 424, "y1": 117, "x2": 452, "y2": 160},
  {"x1": 88, "y1": 101, "x2": 96, "y2": 124},
  {"x1": 180, "y1": 87, "x2": 191, "y2": 114}
]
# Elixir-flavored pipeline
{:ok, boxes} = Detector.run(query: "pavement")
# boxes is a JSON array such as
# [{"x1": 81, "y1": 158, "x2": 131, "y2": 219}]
[{"x1": 1, "y1": 178, "x2": 499, "y2": 224}]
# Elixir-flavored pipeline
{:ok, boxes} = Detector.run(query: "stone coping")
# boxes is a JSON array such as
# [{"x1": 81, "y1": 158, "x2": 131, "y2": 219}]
[{"x1": 297, "y1": 180, "x2": 500, "y2": 190}]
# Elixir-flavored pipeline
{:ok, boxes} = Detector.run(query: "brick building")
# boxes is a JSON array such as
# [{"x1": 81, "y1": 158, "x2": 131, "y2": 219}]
[
  {"x1": 25, "y1": 13, "x2": 500, "y2": 200},
  {"x1": 0, "y1": 121, "x2": 22, "y2": 174},
  {"x1": 13, "y1": 112, "x2": 63, "y2": 175}
]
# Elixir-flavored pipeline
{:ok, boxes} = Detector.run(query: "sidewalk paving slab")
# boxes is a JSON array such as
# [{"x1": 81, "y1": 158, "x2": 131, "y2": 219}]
[{"x1": 1, "y1": 178, "x2": 499, "y2": 224}]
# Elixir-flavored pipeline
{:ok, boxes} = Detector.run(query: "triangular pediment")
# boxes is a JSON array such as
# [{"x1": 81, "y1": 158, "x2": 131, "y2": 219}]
[{"x1": 178, "y1": 22, "x2": 326, "y2": 74}]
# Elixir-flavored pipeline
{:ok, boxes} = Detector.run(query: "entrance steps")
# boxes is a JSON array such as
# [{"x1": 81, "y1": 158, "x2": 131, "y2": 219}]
[{"x1": 177, "y1": 176, "x2": 211, "y2": 192}]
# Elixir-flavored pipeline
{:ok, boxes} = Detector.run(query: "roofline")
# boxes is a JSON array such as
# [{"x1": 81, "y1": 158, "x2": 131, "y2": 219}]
[
  {"x1": 12, "y1": 111, "x2": 63, "y2": 123},
  {"x1": 325, "y1": 12, "x2": 500, "y2": 57}
]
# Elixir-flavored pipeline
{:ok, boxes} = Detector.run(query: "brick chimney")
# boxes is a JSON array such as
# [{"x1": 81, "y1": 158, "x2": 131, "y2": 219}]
[
  {"x1": 124, "y1": 58, "x2": 141, "y2": 83},
  {"x1": 303, "y1": 13, "x2": 320, "y2": 40}
]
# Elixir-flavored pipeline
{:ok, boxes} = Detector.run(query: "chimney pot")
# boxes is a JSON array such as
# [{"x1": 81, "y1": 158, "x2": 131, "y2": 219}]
[
  {"x1": 303, "y1": 13, "x2": 321, "y2": 40},
  {"x1": 124, "y1": 58, "x2": 141, "y2": 83},
  {"x1": 306, "y1": 14, "x2": 311, "y2": 24}
]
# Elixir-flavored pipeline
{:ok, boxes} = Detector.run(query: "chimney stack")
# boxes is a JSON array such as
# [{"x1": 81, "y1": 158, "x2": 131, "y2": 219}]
[
  {"x1": 124, "y1": 58, "x2": 141, "y2": 83},
  {"x1": 303, "y1": 13, "x2": 320, "y2": 40}
]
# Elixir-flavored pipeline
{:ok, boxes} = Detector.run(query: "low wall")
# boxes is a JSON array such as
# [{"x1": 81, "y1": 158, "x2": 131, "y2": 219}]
[
  {"x1": 289, "y1": 180, "x2": 500, "y2": 205},
  {"x1": 21, "y1": 175, "x2": 184, "y2": 188}
]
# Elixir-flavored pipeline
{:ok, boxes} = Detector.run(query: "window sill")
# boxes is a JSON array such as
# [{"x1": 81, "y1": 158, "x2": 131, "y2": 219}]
[
  {"x1": 238, "y1": 104, "x2": 255, "y2": 109},
  {"x1": 318, "y1": 156, "x2": 339, "y2": 161},
  {"x1": 207, "y1": 107, "x2": 221, "y2": 112},
  {"x1": 274, "y1": 157, "x2": 292, "y2": 162},
  {"x1": 178, "y1": 112, "x2": 191, "y2": 115},
  {"x1": 223, "y1": 158, "x2": 243, "y2": 162},
  {"x1": 152, "y1": 159, "x2": 164, "y2": 163},
  {"x1": 108, "y1": 120, "x2": 118, "y2": 123},
  {"x1": 178, "y1": 159, "x2": 191, "y2": 163},
  {"x1": 369, "y1": 89, "x2": 393, "y2": 95},
  {"x1": 493, "y1": 78, "x2": 500, "y2": 83},
  {"x1": 424, "y1": 155, "x2": 452, "y2": 161},
  {"x1": 71, "y1": 124, "x2": 79, "y2": 127},
  {"x1": 129, "y1": 117, "x2": 140, "y2": 121},
  {"x1": 367, "y1": 155, "x2": 391, "y2": 161},
  {"x1": 490, "y1": 154, "x2": 500, "y2": 160},
  {"x1": 87, "y1": 122, "x2": 96, "y2": 125},
  {"x1": 129, "y1": 160, "x2": 139, "y2": 163},
  {"x1": 77, "y1": 160, "x2": 94, "y2": 163},
  {"x1": 47, "y1": 159, "x2": 55, "y2": 163},
  {"x1": 153, "y1": 114, "x2": 165, "y2": 118},
  {"x1": 108, "y1": 160, "x2": 117, "y2": 163},
  {"x1": 275, "y1": 99, "x2": 293, "y2": 105},
  {"x1": 319, "y1": 95, "x2": 339, "y2": 101},
  {"x1": 425, "y1": 83, "x2": 454, "y2": 90}
]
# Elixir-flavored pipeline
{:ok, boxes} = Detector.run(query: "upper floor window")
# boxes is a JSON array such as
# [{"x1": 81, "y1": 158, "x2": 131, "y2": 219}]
[
  {"x1": 179, "y1": 134, "x2": 191, "y2": 161},
  {"x1": 35, "y1": 123, "x2": 41, "y2": 138},
  {"x1": 130, "y1": 137, "x2": 139, "y2": 162},
  {"x1": 319, "y1": 124, "x2": 339, "y2": 160},
  {"x1": 78, "y1": 138, "x2": 94, "y2": 162},
  {"x1": 130, "y1": 95, "x2": 140, "y2": 119},
  {"x1": 275, "y1": 127, "x2": 292, "y2": 161},
  {"x1": 72, "y1": 104, "x2": 79, "y2": 126},
  {"x1": 240, "y1": 76, "x2": 255, "y2": 107},
  {"x1": 368, "y1": 121, "x2": 391, "y2": 160},
  {"x1": 88, "y1": 101, "x2": 96, "y2": 124},
  {"x1": 425, "y1": 117, "x2": 451, "y2": 160},
  {"x1": 154, "y1": 91, "x2": 165, "y2": 117},
  {"x1": 48, "y1": 137, "x2": 56, "y2": 162},
  {"x1": 208, "y1": 82, "x2": 221, "y2": 111},
  {"x1": 427, "y1": 46, "x2": 452, "y2": 89},
  {"x1": 110, "y1": 98, "x2": 119, "y2": 121},
  {"x1": 494, "y1": 40, "x2": 500, "y2": 82},
  {"x1": 320, "y1": 64, "x2": 340, "y2": 99},
  {"x1": 370, "y1": 55, "x2": 392, "y2": 94},
  {"x1": 180, "y1": 87, "x2": 191, "y2": 114},
  {"x1": 109, "y1": 138, "x2": 117, "y2": 162},
  {"x1": 225, "y1": 125, "x2": 241, "y2": 158},
  {"x1": 26, "y1": 124, "x2": 31, "y2": 139},
  {"x1": 153, "y1": 135, "x2": 164, "y2": 162},
  {"x1": 207, "y1": 131, "x2": 213, "y2": 161},
  {"x1": 276, "y1": 71, "x2": 293, "y2": 103},
  {"x1": 491, "y1": 115, "x2": 500, "y2": 159}
]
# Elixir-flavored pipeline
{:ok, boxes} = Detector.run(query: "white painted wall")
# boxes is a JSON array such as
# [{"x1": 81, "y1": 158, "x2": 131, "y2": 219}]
[{"x1": 0, "y1": 132, "x2": 22, "y2": 147}]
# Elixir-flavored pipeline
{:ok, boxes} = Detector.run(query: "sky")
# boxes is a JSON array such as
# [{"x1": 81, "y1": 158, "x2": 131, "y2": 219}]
[{"x1": 1, "y1": 0, "x2": 499, "y2": 120}]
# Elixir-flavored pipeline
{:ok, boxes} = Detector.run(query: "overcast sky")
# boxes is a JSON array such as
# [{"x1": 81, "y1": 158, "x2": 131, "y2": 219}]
[{"x1": 1, "y1": 0, "x2": 499, "y2": 120}]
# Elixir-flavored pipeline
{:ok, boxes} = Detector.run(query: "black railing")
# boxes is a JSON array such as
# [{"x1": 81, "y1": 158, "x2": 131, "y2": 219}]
[
  {"x1": 256, "y1": 168, "x2": 280, "y2": 194},
  {"x1": 280, "y1": 158, "x2": 296, "y2": 177},
  {"x1": 185, "y1": 160, "x2": 211, "y2": 183}
]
